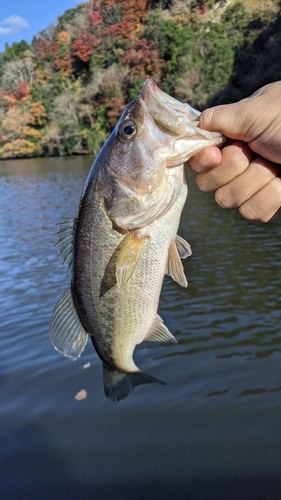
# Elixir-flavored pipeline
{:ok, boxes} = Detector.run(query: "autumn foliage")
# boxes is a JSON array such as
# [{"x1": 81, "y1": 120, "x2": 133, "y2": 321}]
[
  {"x1": 0, "y1": 0, "x2": 280, "y2": 158},
  {"x1": 123, "y1": 39, "x2": 163, "y2": 79},
  {"x1": 0, "y1": 100, "x2": 46, "y2": 157},
  {"x1": 72, "y1": 33, "x2": 99, "y2": 63}
]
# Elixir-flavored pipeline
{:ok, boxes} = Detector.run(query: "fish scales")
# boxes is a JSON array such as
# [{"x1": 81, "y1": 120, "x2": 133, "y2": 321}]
[
  {"x1": 50, "y1": 79, "x2": 224, "y2": 401},
  {"x1": 74, "y1": 167, "x2": 186, "y2": 370}
]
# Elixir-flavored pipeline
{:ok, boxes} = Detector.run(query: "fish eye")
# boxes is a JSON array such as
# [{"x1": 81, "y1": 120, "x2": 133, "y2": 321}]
[{"x1": 118, "y1": 120, "x2": 137, "y2": 141}]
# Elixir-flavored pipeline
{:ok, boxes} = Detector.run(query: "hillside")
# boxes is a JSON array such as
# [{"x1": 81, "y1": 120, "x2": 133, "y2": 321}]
[{"x1": 0, "y1": 0, "x2": 280, "y2": 159}]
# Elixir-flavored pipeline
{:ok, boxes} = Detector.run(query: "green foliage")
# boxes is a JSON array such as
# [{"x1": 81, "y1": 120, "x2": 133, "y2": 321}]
[
  {"x1": 96, "y1": 103, "x2": 109, "y2": 133},
  {"x1": 48, "y1": 73, "x2": 67, "y2": 96},
  {"x1": 161, "y1": 21, "x2": 193, "y2": 72},
  {"x1": 142, "y1": 11, "x2": 195, "y2": 95},
  {"x1": 127, "y1": 78, "x2": 144, "y2": 100},
  {"x1": 30, "y1": 83, "x2": 52, "y2": 113},
  {"x1": 168, "y1": 2, "x2": 254, "y2": 106},
  {"x1": 82, "y1": 122, "x2": 108, "y2": 154},
  {"x1": 143, "y1": 11, "x2": 194, "y2": 68},
  {"x1": 3, "y1": 40, "x2": 30, "y2": 61},
  {"x1": 54, "y1": 4, "x2": 86, "y2": 35},
  {"x1": 0, "y1": 0, "x2": 280, "y2": 158},
  {"x1": 0, "y1": 53, "x2": 6, "y2": 81},
  {"x1": 101, "y1": 3, "x2": 123, "y2": 27},
  {"x1": 196, "y1": 2, "x2": 250, "y2": 101},
  {"x1": 0, "y1": 41, "x2": 30, "y2": 81},
  {"x1": 62, "y1": 130, "x2": 79, "y2": 155}
]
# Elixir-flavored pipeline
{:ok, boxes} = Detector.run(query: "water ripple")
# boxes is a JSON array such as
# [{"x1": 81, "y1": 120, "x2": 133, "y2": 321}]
[{"x1": 1, "y1": 159, "x2": 281, "y2": 497}]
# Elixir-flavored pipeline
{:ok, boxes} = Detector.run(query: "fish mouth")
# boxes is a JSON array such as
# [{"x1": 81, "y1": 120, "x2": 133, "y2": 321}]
[{"x1": 140, "y1": 78, "x2": 223, "y2": 144}]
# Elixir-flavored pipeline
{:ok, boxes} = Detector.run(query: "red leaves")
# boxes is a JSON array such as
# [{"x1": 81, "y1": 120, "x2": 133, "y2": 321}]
[
  {"x1": 3, "y1": 82, "x2": 31, "y2": 107},
  {"x1": 103, "y1": 0, "x2": 149, "y2": 40},
  {"x1": 35, "y1": 39, "x2": 57, "y2": 60},
  {"x1": 89, "y1": 12, "x2": 104, "y2": 26},
  {"x1": 33, "y1": 1, "x2": 163, "y2": 80},
  {"x1": 72, "y1": 33, "x2": 99, "y2": 63},
  {"x1": 103, "y1": 0, "x2": 116, "y2": 8},
  {"x1": 123, "y1": 39, "x2": 164, "y2": 79},
  {"x1": 106, "y1": 96, "x2": 126, "y2": 127},
  {"x1": 87, "y1": 1, "x2": 104, "y2": 27},
  {"x1": 53, "y1": 49, "x2": 74, "y2": 76},
  {"x1": 12, "y1": 82, "x2": 30, "y2": 101},
  {"x1": 104, "y1": 19, "x2": 137, "y2": 40}
]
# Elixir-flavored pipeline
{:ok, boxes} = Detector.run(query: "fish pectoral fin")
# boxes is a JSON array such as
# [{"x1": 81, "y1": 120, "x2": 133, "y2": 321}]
[
  {"x1": 167, "y1": 240, "x2": 188, "y2": 288},
  {"x1": 103, "y1": 365, "x2": 167, "y2": 402},
  {"x1": 116, "y1": 231, "x2": 146, "y2": 288},
  {"x1": 50, "y1": 284, "x2": 88, "y2": 360},
  {"x1": 55, "y1": 218, "x2": 77, "y2": 272},
  {"x1": 145, "y1": 314, "x2": 177, "y2": 343},
  {"x1": 175, "y1": 234, "x2": 192, "y2": 259}
]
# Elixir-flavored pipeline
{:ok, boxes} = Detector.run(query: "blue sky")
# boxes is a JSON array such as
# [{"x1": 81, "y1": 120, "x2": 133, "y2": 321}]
[{"x1": 0, "y1": 1, "x2": 82, "y2": 52}]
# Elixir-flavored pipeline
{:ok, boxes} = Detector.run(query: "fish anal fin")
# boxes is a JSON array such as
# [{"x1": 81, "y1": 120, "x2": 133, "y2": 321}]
[
  {"x1": 116, "y1": 231, "x2": 147, "y2": 288},
  {"x1": 175, "y1": 234, "x2": 192, "y2": 259},
  {"x1": 50, "y1": 284, "x2": 88, "y2": 360},
  {"x1": 145, "y1": 314, "x2": 177, "y2": 343},
  {"x1": 167, "y1": 241, "x2": 188, "y2": 288},
  {"x1": 103, "y1": 366, "x2": 166, "y2": 402}
]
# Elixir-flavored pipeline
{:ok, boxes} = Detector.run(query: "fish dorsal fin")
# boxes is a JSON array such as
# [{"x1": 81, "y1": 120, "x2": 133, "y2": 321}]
[
  {"x1": 116, "y1": 231, "x2": 146, "y2": 288},
  {"x1": 50, "y1": 284, "x2": 88, "y2": 360},
  {"x1": 55, "y1": 218, "x2": 76, "y2": 272},
  {"x1": 145, "y1": 315, "x2": 177, "y2": 343},
  {"x1": 175, "y1": 234, "x2": 192, "y2": 259},
  {"x1": 167, "y1": 240, "x2": 188, "y2": 288}
]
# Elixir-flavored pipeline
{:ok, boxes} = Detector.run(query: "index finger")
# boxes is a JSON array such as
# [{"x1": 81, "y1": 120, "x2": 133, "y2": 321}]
[{"x1": 188, "y1": 146, "x2": 222, "y2": 173}]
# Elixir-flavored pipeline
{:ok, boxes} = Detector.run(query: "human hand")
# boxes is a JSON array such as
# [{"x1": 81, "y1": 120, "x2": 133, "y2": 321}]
[{"x1": 188, "y1": 82, "x2": 281, "y2": 221}]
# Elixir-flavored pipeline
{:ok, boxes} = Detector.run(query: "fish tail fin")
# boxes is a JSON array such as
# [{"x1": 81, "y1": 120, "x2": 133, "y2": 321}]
[{"x1": 103, "y1": 366, "x2": 167, "y2": 402}]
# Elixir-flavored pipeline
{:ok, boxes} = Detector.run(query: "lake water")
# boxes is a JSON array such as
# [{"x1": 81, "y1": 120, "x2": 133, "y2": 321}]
[{"x1": 1, "y1": 156, "x2": 281, "y2": 499}]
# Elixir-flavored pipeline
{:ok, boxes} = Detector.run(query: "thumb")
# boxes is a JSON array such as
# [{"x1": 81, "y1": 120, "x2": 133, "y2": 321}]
[
  {"x1": 198, "y1": 102, "x2": 248, "y2": 142},
  {"x1": 198, "y1": 82, "x2": 281, "y2": 163}
]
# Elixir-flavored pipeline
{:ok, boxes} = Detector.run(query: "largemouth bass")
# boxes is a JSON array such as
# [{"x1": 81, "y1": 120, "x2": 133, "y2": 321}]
[{"x1": 50, "y1": 79, "x2": 223, "y2": 401}]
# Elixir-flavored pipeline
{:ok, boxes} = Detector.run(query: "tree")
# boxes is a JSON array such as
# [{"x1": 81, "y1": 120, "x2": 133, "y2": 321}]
[
  {"x1": 46, "y1": 92, "x2": 82, "y2": 154},
  {"x1": 34, "y1": 38, "x2": 57, "y2": 62},
  {"x1": 106, "y1": 96, "x2": 125, "y2": 127},
  {"x1": 123, "y1": 38, "x2": 163, "y2": 81},
  {"x1": 0, "y1": 0, "x2": 279, "y2": 158},
  {"x1": 53, "y1": 31, "x2": 74, "y2": 77},
  {"x1": 3, "y1": 40, "x2": 30, "y2": 61},
  {"x1": 11, "y1": 81, "x2": 30, "y2": 101},
  {"x1": 0, "y1": 101, "x2": 46, "y2": 158},
  {"x1": 1, "y1": 59, "x2": 36, "y2": 92},
  {"x1": 72, "y1": 33, "x2": 99, "y2": 63},
  {"x1": 104, "y1": 0, "x2": 149, "y2": 39}
]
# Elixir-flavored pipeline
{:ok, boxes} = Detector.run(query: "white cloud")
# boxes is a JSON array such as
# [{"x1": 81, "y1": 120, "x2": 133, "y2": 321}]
[{"x1": 0, "y1": 15, "x2": 29, "y2": 36}]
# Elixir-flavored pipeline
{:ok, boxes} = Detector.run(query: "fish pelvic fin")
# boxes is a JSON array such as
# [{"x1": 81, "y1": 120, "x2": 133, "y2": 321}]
[
  {"x1": 167, "y1": 237, "x2": 189, "y2": 288},
  {"x1": 175, "y1": 234, "x2": 192, "y2": 259},
  {"x1": 50, "y1": 284, "x2": 88, "y2": 360},
  {"x1": 103, "y1": 366, "x2": 167, "y2": 402}
]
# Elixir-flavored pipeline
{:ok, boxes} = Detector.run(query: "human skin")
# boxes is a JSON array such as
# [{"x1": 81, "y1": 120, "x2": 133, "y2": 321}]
[{"x1": 188, "y1": 82, "x2": 281, "y2": 222}]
